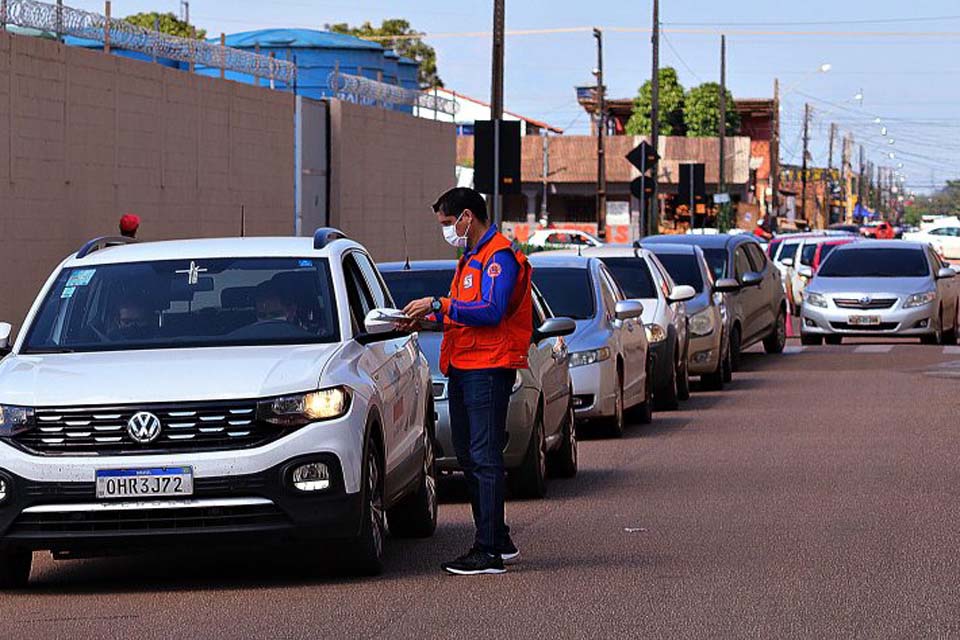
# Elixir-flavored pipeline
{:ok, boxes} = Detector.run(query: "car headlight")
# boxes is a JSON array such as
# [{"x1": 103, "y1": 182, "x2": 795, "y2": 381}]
[
  {"x1": 258, "y1": 388, "x2": 350, "y2": 427},
  {"x1": 904, "y1": 291, "x2": 937, "y2": 308},
  {"x1": 512, "y1": 370, "x2": 523, "y2": 393},
  {"x1": 645, "y1": 324, "x2": 668, "y2": 343},
  {"x1": 0, "y1": 405, "x2": 34, "y2": 437},
  {"x1": 569, "y1": 347, "x2": 611, "y2": 368},
  {"x1": 688, "y1": 310, "x2": 715, "y2": 337},
  {"x1": 804, "y1": 291, "x2": 828, "y2": 308}
]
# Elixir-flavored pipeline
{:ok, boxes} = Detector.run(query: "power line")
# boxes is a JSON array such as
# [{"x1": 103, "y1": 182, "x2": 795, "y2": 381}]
[{"x1": 665, "y1": 15, "x2": 960, "y2": 27}]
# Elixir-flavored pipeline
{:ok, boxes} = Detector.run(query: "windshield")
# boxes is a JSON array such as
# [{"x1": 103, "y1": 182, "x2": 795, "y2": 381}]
[
  {"x1": 817, "y1": 249, "x2": 930, "y2": 278},
  {"x1": 800, "y1": 243, "x2": 818, "y2": 266},
  {"x1": 23, "y1": 258, "x2": 339, "y2": 353},
  {"x1": 599, "y1": 258, "x2": 658, "y2": 299},
  {"x1": 701, "y1": 248, "x2": 728, "y2": 280},
  {"x1": 819, "y1": 243, "x2": 842, "y2": 264},
  {"x1": 651, "y1": 253, "x2": 704, "y2": 293},
  {"x1": 778, "y1": 243, "x2": 799, "y2": 263},
  {"x1": 381, "y1": 269, "x2": 454, "y2": 309},
  {"x1": 531, "y1": 267, "x2": 595, "y2": 320}
]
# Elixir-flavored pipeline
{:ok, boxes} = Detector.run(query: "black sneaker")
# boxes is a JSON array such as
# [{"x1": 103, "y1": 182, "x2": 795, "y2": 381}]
[
  {"x1": 442, "y1": 548, "x2": 506, "y2": 575},
  {"x1": 498, "y1": 540, "x2": 521, "y2": 565}
]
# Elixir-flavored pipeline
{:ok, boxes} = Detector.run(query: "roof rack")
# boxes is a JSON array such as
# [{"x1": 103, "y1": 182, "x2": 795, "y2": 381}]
[
  {"x1": 76, "y1": 236, "x2": 138, "y2": 259},
  {"x1": 313, "y1": 227, "x2": 348, "y2": 250}
]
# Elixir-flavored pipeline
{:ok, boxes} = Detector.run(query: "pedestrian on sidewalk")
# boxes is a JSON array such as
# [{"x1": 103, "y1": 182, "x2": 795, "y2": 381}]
[
  {"x1": 119, "y1": 213, "x2": 140, "y2": 239},
  {"x1": 401, "y1": 187, "x2": 533, "y2": 576}
]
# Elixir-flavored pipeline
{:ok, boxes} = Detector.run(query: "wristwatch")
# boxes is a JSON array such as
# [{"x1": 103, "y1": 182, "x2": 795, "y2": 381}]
[{"x1": 431, "y1": 297, "x2": 443, "y2": 314}]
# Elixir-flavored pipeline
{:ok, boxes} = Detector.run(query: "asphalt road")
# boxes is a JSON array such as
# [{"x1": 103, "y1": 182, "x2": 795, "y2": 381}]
[{"x1": 3, "y1": 338, "x2": 960, "y2": 639}]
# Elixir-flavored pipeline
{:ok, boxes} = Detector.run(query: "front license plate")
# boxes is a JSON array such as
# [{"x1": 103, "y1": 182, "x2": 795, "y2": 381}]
[
  {"x1": 848, "y1": 315, "x2": 881, "y2": 326},
  {"x1": 96, "y1": 467, "x2": 194, "y2": 500}
]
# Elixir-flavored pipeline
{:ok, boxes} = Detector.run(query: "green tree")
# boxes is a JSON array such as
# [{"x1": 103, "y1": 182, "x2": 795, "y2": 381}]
[
  {"x1": 625, "y1": 67, "x2": 685, "y2": 136},
  {"x1": 327, "y1": 19, "x2": 442, "y2": 88},
  {"x1": 684, "y1": 82, "x2": 740, "y2": 137},
  {"x1": 903, "y1": 179, "x2": 960, "y2": 225},
  {"x1": 123, "y1": 12, "x2": 205, "y2": 39}
]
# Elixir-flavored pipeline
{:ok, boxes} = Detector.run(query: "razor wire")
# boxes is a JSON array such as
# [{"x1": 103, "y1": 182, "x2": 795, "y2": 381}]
[
  {"x1": 0, "y1": 0, "x2": 297, "y2": 85},
  {"x1": 328, "y1": 69, "x2": 457, "y2": 116}
]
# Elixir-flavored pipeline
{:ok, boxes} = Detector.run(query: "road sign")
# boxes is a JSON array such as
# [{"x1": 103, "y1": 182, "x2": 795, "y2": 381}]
[
  {"x1": 626, "y1": 140, "x2": 659, "y2": 171},
  {"x1": 630, "y1": 176, "x2": 656, "y2": 199},
  {"x1": 713, "y1": 193, "x2": 730, "y2": 204}
]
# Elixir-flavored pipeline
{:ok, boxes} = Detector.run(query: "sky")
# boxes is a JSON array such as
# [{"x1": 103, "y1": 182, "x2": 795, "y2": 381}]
[{"x1": 67, "y1": 0, "x2": 960, "y2": 193}]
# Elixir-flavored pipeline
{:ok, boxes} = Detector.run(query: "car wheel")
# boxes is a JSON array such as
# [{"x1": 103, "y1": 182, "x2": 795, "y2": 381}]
[
  {"x1": 0, "y1": 549, "x2": 31, "y2": 589},
  {"x1": 605, "y1": 372, "x2": 626, "y2": 437},
  {"x1": 721, "y1": 338, "x2": 733, "y2": 383},
  {"x1": 655, "y1": 339, "x2": 680, "y2": 411},
  {"x1": 923, "y1": 308, "x2": 944, "y2": 345},
  {"x1": 801, "y1": 333, "x2": 823, "y2": 346},
  {"x1": 824, "y1": 335, "x2": 843, "y2": 345},
  {"x1": 509, "y1": 406, "x2": 547, "y2": 498},
  {"x1": 628, "y1": 359, "x2": 654, "y2": 424},
  {"x1": 387, "y1": 411, "x2": 438, "y2": 538},
  {"x1": 701, "y1": 347, "x2": 725, "y2": 390},
  {"x1": 763, "y1": 309, "x2": 787, "y2": 354},
  {"x1": 676, "y1": 343, "x2": 691, "y2": 401},
  {"x1": 729, "y1": 325, "x2": 742, "y2": 371},
  {"x1": 344, "y1": 442, "x2": 385, "y2": 576},
  {"x1": 946, "y1": 306, "x2": 960, "y2": 346},
  {"x1": 547, "y1": 396, "x2": 578, "y2": 479}
]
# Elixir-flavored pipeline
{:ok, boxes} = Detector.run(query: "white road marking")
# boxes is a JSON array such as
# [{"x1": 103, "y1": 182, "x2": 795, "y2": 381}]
[
  {"x1": 943, "y1": 346, "x2": 960, "y2": 355},
  {"x1": 854, "y1": 345, "x2": 894, "y2": 354}
]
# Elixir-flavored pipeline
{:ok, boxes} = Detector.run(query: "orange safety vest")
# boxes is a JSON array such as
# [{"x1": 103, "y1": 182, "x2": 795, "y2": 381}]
[{"x1": 440, "y1": 232, "x2": 533, "y2": 374}]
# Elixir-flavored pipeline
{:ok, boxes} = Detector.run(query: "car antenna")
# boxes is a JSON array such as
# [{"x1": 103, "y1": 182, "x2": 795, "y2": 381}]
[
  {"x1": 577, "y1": 241, "x2": 582, "y2": 257},
  {"x1": 403, "y1": 224, "x2": 411, "y2": 270}
]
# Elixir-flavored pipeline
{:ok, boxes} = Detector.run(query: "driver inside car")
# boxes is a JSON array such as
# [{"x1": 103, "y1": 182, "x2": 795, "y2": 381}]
[{"x1": 109, "y1": 297, "x2": 155, "y2": 340}]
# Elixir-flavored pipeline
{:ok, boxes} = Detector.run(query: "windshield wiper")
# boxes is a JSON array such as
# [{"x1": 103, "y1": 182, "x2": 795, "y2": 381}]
[{"x1": 23, "y1": 347, "x2": 77, "y2": 354}]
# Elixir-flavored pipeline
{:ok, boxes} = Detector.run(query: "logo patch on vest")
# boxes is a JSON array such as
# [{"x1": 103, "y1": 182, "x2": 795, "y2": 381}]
[
  {"x1": 486, "y1": 262, "x2": 502, "y2": 278},
  {"x1": 463, "y1": 274, "x2": 474, "y2": 289}
]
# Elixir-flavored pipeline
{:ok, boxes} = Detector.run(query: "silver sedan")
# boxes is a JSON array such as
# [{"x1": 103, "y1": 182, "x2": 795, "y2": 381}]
[{"x1": 800, "y1": 240, "x2": 960, "y2": 345}]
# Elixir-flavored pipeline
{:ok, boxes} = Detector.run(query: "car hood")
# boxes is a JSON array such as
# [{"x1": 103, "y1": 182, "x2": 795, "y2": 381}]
[
  {"x1": 809, "y1": 276, "x2": 933, "y2": 296},
  {"x1": 0, "y1": 344, "x2": 344, "y2": 407}
]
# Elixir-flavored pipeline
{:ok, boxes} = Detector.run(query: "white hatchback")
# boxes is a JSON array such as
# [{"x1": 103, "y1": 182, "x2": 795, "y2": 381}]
[{"x1": 0, "y1": 229, "x2": 436, "y2": 585}]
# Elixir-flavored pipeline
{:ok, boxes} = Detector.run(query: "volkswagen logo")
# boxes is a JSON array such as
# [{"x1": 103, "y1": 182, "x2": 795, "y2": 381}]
[{"x1": 127, "y1": 411, "x2": 162, "y2": 444}]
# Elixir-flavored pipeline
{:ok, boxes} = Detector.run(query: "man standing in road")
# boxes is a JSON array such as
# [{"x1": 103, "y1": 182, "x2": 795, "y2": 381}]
[
  {"x1": 119, "y1": 213, "x2": 140, "y2": 239},
  {"x1": 402, "y1": 187, "x2": 533, "y2": 576}
]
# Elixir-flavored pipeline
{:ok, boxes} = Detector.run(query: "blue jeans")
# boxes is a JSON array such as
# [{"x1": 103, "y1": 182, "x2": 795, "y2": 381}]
[{"x1": 447, "y1": 366, "x2": 514, "y2": 554}]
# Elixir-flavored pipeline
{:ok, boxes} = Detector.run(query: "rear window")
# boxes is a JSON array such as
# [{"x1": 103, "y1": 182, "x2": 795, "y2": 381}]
[
  {"x1": 652, "y1": 253, "x2": 704, "y2": 293},
  {"x1": 380, "y1": 269, "x2": 453, "y2": 309},
  {"x1": 818, "y1": 248, "x2": 930, "y2": 278},
  {"x1": 599, "y1": 258, "x2": 659, "y2": 299},
  {"x1": 531, "y1": 267, "x2": 596, "y2": 320}
]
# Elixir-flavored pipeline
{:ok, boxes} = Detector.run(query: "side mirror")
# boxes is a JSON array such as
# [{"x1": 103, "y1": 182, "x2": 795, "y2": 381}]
[
  {"x1": 713, "y1": 278, "x2": 741, "y2": 293},
  {"x1": 740, "y1": 271, "x2": 763, "y2": 287},
  {"x1": 781, "y1": 257, "x2": 795, "y2": 267},
  {"x1": 0, "y1": 322, "x2": 12, "y2": 356},
  {"x1": 937, "y1": 267, "x2": 956, "y2": 280},
  {"x1": 614, "y1": 299, "x2": 644, "y2": 321},
  {"x1": 534, "y1": 317, "x2": 576, "y2": 342},
  {"x1": 363, "y1": 308, "x2": 407, "y2": 335},
  {"x1": 668, "y1": 284, "x2": 696, "y2": 303},
  {"x1": 797, "y1": 266, "x2": 814, "y2": 279}
]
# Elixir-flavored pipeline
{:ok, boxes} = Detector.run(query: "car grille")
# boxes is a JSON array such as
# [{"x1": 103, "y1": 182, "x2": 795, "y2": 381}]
[
  {"x1": 7, "y1": 503, "x2": 289, "y2": 536},
  {"x1": 829, "y1": 322, "x2": 899, "y2": 332},
  {"x1": 20, "y1": 476, "x2": 270, "y2": 500},
  {"x1": 16, "y1": 400, "x2": 286, "y2": 455},
  {"x1": 833, "y1": 297, "x2": 898, "y2": 310}
]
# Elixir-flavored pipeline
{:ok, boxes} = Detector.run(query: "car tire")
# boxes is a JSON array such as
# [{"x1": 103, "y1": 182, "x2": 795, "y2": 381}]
[
  {"x1": 923, "y1": 309, "x2": 944, "y2": 345},
  {"x1": 605, "y1": 371, "x2": 626, "y2": 438},
  {"x1": 701, "y1": 347, "x2": 725, "y2": 390},
  {"x1": 655, "y1": 339, "x2": 680, "y2": 411},
  {"x1": 945, "y1": 307, "x2": 960, "y2": 346},
  {"x1": 627, "y1": 359, "x2": 655, "y2": 424},
  {"x1": 547, "y1": 396, "x2": 578, "y2": 479},
  {"x1": 387, "y1": 413, "x2": 438, "y2": 539},
  {"x1": 801, "y1": 333, "x2": 823, "y2": 346},
  {"x1": 676, "y1": 343, "x2": 691, "y2": 401},
  {"x1": 0, "y1": 549, "x2": 31, "y2": 589},
  {"x1": 825, "y1": 335, "x2": 843, "y2": 345},
  {"x1": 729, "y1": 325, "x2": 742, "y2": 371},
  {"x1": 763, "y1": 309, "x2": 787, "y2": 354},
  {"x1": 721, "y1": 338, "x2": 733, "y2": 384},
  {"x1": 509, "y1": 406, "x2": 547, "y2": 498},
  {"x1": 343, "y1": 441, "x2": 386, "y2": 576}
]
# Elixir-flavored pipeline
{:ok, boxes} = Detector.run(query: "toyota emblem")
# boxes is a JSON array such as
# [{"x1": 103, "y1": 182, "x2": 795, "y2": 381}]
[
  {"x1": 859, "y1": 296, "x2": 872, "y2": 306},
  {"x1": 127, "y1": 411, "x2": 162, "y2": 444}
]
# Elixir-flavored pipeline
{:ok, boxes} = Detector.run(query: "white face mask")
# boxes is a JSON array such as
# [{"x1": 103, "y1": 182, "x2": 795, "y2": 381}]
[{"x1": 443, "y1": 214, "x2": 470, "y2": 249}]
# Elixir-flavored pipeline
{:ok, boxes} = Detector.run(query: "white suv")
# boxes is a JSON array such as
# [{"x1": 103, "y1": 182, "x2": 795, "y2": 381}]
[{"x1": 0, "y1": 229, "x2": 437, "y2": 585}]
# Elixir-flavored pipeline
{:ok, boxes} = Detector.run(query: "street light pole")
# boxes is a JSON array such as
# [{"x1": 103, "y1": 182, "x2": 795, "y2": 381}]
[
  {"x1": 594, "y1": 28, "x2": 606, "y2": 240},
  {"x1": 649, "y1": 0, "x2": 660, "y2": 236},
  {"x1": 490, "y1": 0, "x2": 505, "y2": 228},
  {"x1": 800, "y1": 102, "x2": 810, "y2": 223},
  {"x1": 718, "y1": 35, "x2": 727, "y2": 201}
]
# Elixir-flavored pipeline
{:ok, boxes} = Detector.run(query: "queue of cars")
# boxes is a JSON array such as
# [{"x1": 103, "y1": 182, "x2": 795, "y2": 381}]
[{"x1": 0, "y1": 227, "x2": 789, "y2": 586}]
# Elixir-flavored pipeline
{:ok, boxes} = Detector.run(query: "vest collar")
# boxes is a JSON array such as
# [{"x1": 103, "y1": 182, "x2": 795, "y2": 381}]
[{"x1": 464, "y1": 225, "x2": 498, "y2": 259}]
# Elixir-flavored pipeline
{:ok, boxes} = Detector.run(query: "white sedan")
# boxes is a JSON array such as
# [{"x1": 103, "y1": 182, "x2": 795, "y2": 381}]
[
  {"x1": 527, "y1": 229, "x2": 603, "y2": 251},
  {"x1": 904, "y1": 225, "x2": 960, "y2": 260}
]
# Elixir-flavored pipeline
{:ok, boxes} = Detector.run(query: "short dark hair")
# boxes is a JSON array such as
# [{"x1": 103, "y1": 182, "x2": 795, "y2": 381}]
[{"x1": 431, "y1": 187, "x2": 488, "y2": 224}]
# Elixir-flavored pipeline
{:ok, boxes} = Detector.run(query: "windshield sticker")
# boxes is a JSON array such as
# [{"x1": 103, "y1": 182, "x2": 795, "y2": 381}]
[
  {"x1": 298, "y1": 259, "x2": 313, "y2": 268},
  {"x1": 61, "y1": 286, "x2": 76, "y2": 299},
  {"x1": 66, "y1": 269, "x2": 96, "y2": 287},
  {"x1": 175, "y1": 261, "x2": 208, "y2": 285}
]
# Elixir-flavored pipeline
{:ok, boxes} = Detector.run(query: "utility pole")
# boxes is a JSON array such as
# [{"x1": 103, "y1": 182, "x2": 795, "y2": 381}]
[
  {"x1": 824, "y1": 122, "x2": 835, "y2": 225},
  {"x1": 718, "y1": 35, "x2": 727, "y2": 198},
  {"x1": 649, "y1": 0, "x2": 660, "y2": 235},
  {"x1": 771, "y1": 78, "x2": 780, "y2": 221},
  {"x1": 594, "y1": 28, "x2": 607, "y2": 240},
  {"x1": 181, "y1": 0, "x2": 189, "y2": 23},
  {"x1": 541, "y1": 132, "x2": 549, "y2": 221},
  {"x1": 800, "y1": 103, "x2": 810, "y2": 222},
  {"x1": 840, "y1": 133, "x2": 850, "y2": 222},
  {"x1": 490, "y1": 0, "x2": 505, "y2": 228},
  {"x1": 858, "y1": 145, "x2": 865, "y2": 213}
]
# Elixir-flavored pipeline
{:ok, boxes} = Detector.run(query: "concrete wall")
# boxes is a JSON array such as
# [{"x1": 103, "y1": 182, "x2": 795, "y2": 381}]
[
  {"x1": 326, "y1": 99, "x2": 455, "y2": 263},
  {"x1": 0, "y1": 31, "x2": 295, "y2": 328}
]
